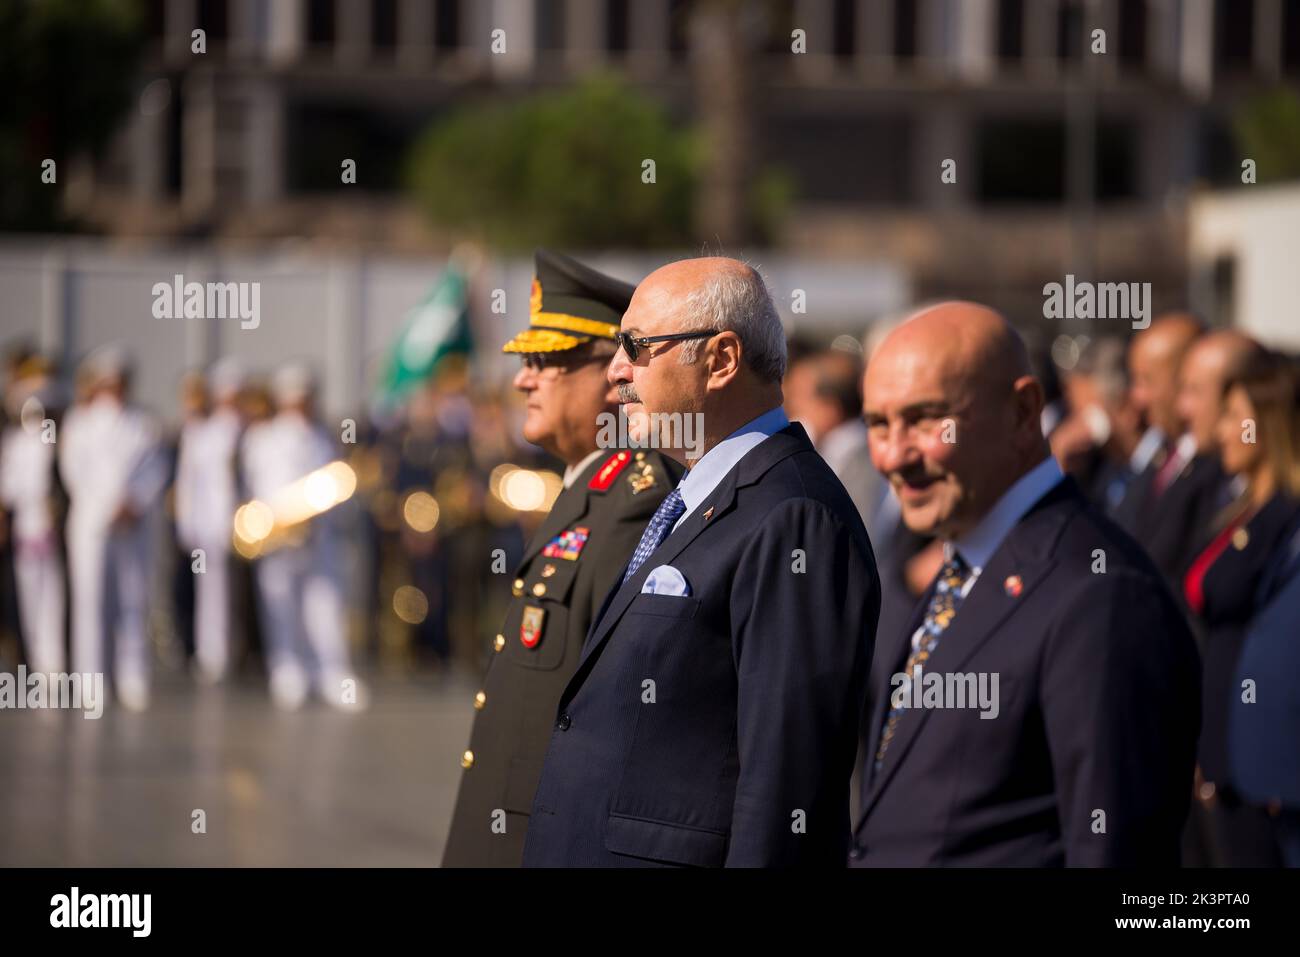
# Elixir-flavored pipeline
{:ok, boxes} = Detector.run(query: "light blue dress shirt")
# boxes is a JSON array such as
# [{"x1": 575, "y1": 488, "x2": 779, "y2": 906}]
[
  {"x1": 671, "y1": 406, "x2": 790, "y2": 533},
  {"x1": 947, "y1": 455, "x2": 1065, "y2": 596}
]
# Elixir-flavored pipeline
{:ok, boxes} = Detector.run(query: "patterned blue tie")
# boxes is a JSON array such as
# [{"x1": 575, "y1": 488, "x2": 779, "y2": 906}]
[
  {"x1": 874, "y1": 552, "x2": 971, "y2": 772},
  {"x1": 622, "y1": 488, "x2": 686, "y2": 585}
]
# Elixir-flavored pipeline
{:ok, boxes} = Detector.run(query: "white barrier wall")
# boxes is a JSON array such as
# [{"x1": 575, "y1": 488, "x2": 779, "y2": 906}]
[{"x1": 0, "y1": 239, "x2": 910, "y2": 420}]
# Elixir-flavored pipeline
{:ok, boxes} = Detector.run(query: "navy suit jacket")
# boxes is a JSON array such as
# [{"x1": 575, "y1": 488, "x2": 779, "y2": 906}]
[
  {"x1": 1114, "y1": 453, "x2": 1223, "y2": 589},
  {"x1": 852, "y1": 478, "x2": 1201, "y2": 867},
  {"x1": 522, "y1": 424, "x2": 880, "y2": 867},
  {"x1": 1230, "y1": 514, "x2": 1300, "y2": 808}
]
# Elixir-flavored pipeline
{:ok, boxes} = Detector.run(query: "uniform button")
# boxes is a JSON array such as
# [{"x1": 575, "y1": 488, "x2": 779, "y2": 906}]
[
  {"x1": 848, "y1": 845, "x2": 865, "y2": 861},
  {"x1": 556, "y1": 713, "x2": 572, "y2": 731},
  {"x1": 474, "y1": 691, "x2": 486, "y2": 710},
  {"x1": 532, "y1": 582, "x2": 546, "y2": 597},
  {"x1": 512, "y1": 579, "x2": 524, "y2": 596},
  {"x1": 493, "y1": 634, "x2": 505, "y2": 653},
  {"x1": 461, "y1": 750, "x2": 475, "y2": 769}
]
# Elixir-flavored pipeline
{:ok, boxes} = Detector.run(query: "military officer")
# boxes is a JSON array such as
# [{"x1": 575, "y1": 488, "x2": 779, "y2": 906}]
[
  {"x1": 59, "y1": 347, "x2": 168, "y2": 711},
  {"x1": 175, "y1": 358, "x2": 245, "y2": 684},
  {"x1": 241, "y1": 363, "x2": 367, "y2": 712},
  {"x1": 441, "y1": 249, "x2": 682, "y2": 868}
]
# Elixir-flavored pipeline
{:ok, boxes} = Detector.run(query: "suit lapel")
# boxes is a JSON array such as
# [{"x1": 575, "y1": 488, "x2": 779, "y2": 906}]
[
  {"x1": 562, "y1": 424, "x2": 813, "y2": 706},
  {"x1": 858, "y1": 479, "x2": 1081, "y2": 824},
  {"x1": 862, "y1": 588, "x2": 931, "y2": 776}
]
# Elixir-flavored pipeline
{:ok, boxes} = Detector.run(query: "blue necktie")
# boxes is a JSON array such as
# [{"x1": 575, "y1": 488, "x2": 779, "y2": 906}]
[
  {"x1": 874, "y1": 553, "x2": 971, "y2": 771},
  {"x1": 622, "y1": 488, "x2": 686, "y2": 585}
]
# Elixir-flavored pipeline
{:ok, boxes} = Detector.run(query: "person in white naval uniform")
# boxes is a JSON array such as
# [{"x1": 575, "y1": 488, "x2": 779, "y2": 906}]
[
  {"x1": 175, "y1": 359, "x2": 245, "y2": 684},
  {"x1": 58, "y1": 348, "x2": 168, "y2": 711},
  {"x1": 0, "y1": 362, "x2": 66, "y2": 675},
  {"x1": 241, "y1": 364, "x2": 366, "y2": 711}
]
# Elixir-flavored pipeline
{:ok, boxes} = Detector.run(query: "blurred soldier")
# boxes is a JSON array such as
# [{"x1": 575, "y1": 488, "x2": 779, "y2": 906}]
[
  {"x1": 175, "y1": 359, "x2": 245, "y2": 683},
  {"x1": 0, "y1": 357, "x2": 65, "y2": 673},
  {"x1": 241, "y1": 363, "x2": 365, "y2": 711},
  {"x1": 59, "y1": 347, "x2": 168, "y2": 711},
  {"x1": 442, "y1": 250, "x2": 682, "y2": 867}
]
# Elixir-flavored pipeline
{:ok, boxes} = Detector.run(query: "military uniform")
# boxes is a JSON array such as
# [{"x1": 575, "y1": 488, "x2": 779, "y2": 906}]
[{"x1": 441, "y1": 250, "x2": 684, "y2": 867}]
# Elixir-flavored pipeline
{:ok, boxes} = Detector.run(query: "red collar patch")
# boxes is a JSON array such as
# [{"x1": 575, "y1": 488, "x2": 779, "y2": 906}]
[{"x1": 588, "y1": 450, "x2": 632, "y2": 491}]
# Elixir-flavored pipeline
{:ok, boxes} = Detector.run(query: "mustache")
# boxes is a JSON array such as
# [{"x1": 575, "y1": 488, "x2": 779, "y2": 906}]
[
  {"x1": 890, "y1": 464, "x2": 941, "y2": 487},
  {"x1": 616, "y1": 384, "x2": 641, "y2": 404}
]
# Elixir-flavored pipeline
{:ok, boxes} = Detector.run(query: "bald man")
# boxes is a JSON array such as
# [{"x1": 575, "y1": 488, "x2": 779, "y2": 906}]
[
  {"x1": 1114, "y1": 314, "x2": 1225, "y2": 586},
  {"x1": 523, "y1": 258, "x2": 879, "y2": 867},
  {"x1": 853, "y1": 302, "x2": 1199, "y2": 866}
]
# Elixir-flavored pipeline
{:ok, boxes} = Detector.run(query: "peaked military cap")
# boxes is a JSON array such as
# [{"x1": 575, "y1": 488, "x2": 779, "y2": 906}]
[{"x1": 501, "y1": 249, "x2": 635, "y2": 355}]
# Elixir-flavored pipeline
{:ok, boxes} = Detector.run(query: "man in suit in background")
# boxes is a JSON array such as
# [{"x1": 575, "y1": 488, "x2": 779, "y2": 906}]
[
  {"x1": 442, "y1": 250, "x2": 680, "y2": 867},
  {"x1": 853, "y1": 302, "x2": 1200, "y2": 866},
  {"x1": 784, "y1": 348, "x2": 888, "y2": 541},
  {"x1": 523, "y1": 257, "x2": 880, "y2": 867},
  {"x1": 1115, "y1": 313, "x2": 1224, "y2": 587}
]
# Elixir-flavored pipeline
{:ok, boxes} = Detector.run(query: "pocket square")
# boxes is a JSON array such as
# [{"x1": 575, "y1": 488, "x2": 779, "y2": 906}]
[{"x1": 641, "y1": 565, "x2": 692, "y2": 597}]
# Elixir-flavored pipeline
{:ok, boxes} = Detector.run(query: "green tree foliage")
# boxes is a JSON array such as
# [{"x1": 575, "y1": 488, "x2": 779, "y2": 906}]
[
  {"x1": 1234, "y1": 87, "x2": 1300, "y2": 184},
  {"x1": 0, "y1": 0, "x2": 145, "y2": 230},
  {"x1": 406, "y1": 75, "x2": 700, "y2": 249}
]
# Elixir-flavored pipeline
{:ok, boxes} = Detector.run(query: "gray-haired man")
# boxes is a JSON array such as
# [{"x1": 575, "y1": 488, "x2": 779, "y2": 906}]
[{"x1": 523, "y1": 258, "x2": 880, "y2": 867}]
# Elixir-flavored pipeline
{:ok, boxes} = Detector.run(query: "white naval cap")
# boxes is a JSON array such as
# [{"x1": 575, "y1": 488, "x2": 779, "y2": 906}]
[
  {"x1": 82, "y1": 344, "x2": 132, "y2": 385},
  {"x1": 270, "y1": 362, "x2": 315, "y2": 405},
  {"x1": 207, "y1": 357, "x2": 245, "y2": 400}
]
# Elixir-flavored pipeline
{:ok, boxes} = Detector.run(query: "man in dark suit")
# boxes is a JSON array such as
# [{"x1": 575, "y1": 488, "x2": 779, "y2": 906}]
[
  {"x1": 1114, "y1": 313, "x2": 1224, "y2": 588},
  {"x1": 442, "y1": 250, "x2": 681, "y2": 867},
  {"x1": 522, "y1": 257, "x2": 880, "y2": 867},
  {"x1": 853, "y1": 301, "x2": 1200, "y2": 866}
]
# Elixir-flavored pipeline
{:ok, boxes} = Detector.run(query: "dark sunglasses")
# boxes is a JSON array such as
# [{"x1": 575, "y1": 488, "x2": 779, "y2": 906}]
[
  {"x1": 615, "y1": 330, "x2": 720, "y2": 363},
  {"x1": 519, "y1": 351, "x2": 607, "y2": 372}
]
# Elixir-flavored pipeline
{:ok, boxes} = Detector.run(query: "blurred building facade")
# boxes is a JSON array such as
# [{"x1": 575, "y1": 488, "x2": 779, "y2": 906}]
[{"x1": 64, "y1": 0, "x2": 1300, "y2": 325}]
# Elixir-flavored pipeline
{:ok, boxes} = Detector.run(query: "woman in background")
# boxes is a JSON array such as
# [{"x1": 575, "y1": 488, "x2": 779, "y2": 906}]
[{"x1": 1185, "y1": 349, "x2": 1300, "y2": 867}]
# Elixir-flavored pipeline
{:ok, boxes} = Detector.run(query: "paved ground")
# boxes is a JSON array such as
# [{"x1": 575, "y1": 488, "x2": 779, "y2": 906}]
[{"x1": 0, "y1": 670, "x2": 478, "y2": 866}]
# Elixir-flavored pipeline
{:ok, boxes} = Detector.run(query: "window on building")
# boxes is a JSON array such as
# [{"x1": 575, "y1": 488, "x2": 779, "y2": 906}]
[
  {"x1": 1214, "y1": 0, "x2": 1254, "y2": 73},
  {"x1": 197, "y1": 0, "x2": 229, "y2": 44},
  {"x1": 1095, "y1": 121, "x2": 1137, "y2": 201},
  {"x1": 1283, "y1": 0, "x2": 1300, "y2": 73},
  {"x1": 833, "y1": 0, "x2": 856, "y2": 59},
  {"x1": 762, "y1": 0, "x2": 796, "y2": 56},
  {"x1": 161, "y1": 75, "x2": 183, "y2": 197},
  {"x1": 762, "y1": 114, "x2": 914, "y2": 205},
  {"x1": 536, "y1": 0, "x2": 566, "y2": 51},
  {"x1": 669, "y1": 0, "x2": 692, "y2": 61},
  {"x1": 306, "y1": 0, "x2": 336, "y2": 50},
  {"x1": 978, "y1": 119, "x2": 1065, "y2": 203},
  {"x1": 145, "y1": 0, "x2": 167, "y2": 41},
  {"x1": 998, "y1": 0, "x2": 1024, "y2": 63},
  {"x1": 372, "y1": 0, "x2": 398, "y2": 52},
  {"x1": 894, "y1": 0, "x2": 918, "y2": 60},
  {"x1": 287, "y1": 105, "x2": 410, "y2": 193},
  {"x1": 1117, "y1": 0, "x2": 1146, "y2": 69},
  {"x1": 606, "y1": 0, "x2": 630, "y2": 54},
  {"x1": 1056, "y1": 0, "x2": 1083, "y2": 61},
  {"x1": 435, "y1": 0, "x2": 460, "y2": 53}
]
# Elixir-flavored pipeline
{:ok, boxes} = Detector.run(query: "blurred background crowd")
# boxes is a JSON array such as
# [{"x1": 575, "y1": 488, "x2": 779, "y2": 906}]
[{"x1": 2, "y1": 0, "x2": 1299, "y2": 866}]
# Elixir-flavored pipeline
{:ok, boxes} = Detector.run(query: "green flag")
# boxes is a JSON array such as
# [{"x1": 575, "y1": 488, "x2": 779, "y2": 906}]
[{"x1": 378, "y1": 263, "x2": 474, "y2": 405}]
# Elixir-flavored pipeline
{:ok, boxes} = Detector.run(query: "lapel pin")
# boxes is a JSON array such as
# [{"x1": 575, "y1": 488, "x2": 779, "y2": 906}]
[
  {"x1": 1003, "y1": 574, "x2": 1023, "y2": 597},
  {"x1": 703, "y1": 506, "x2": 714, "y2": 521}
]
